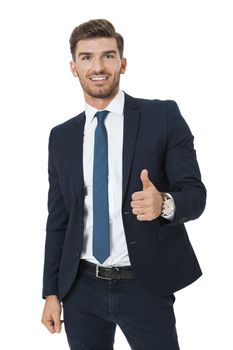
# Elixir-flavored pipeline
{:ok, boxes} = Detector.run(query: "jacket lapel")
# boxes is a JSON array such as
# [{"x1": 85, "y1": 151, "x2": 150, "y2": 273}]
[
  {"x1": 122, "y1": 93, "x2": 140, "y2": 203},
  {"x1": 73, "y1": 112, "x2": 86, "y2": 210}
]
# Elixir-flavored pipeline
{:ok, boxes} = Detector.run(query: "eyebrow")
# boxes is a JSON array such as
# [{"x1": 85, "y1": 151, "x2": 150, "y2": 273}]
[{"x1": 78, "y1": 50, "x2": 117, "y2": 57}]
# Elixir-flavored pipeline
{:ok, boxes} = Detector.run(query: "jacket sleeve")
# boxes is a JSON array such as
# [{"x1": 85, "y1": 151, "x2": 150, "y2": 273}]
[
  {"x1": 42, "y1": 128, "x2": 69, "y2": 299},
  {"x1": 161, "y1": 100, "x2": 206, "y2": 226}
]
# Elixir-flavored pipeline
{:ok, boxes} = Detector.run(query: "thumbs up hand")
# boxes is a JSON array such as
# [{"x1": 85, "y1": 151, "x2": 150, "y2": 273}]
[{"x1": 131, "y1": 169, "x2": 163, "y2": 221}]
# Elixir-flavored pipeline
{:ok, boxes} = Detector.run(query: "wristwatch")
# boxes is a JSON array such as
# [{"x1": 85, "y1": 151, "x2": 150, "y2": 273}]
[{"x1": 161, "y1": 193, "x2": 175, "y2": 218}]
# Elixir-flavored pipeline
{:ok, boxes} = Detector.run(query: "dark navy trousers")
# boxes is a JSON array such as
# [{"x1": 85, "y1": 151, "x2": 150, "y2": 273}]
[{"x1": 62, "y1": 265, "x2": 180, "y2": 350}]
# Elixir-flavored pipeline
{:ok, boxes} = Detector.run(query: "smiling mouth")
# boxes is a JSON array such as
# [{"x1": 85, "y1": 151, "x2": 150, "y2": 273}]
[{"x1": 90, "y1": 76, "x2": 109, "y2": 81}]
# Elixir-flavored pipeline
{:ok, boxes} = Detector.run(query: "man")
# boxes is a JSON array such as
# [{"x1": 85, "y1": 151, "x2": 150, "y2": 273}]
[{"x1": 41, "y1": 19, "x2": 206, "y2": 350}]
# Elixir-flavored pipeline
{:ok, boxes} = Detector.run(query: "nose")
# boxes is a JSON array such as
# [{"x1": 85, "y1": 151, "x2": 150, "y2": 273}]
[{"x1": 92, "y1": 57, "x2": 105, "y2": 73}]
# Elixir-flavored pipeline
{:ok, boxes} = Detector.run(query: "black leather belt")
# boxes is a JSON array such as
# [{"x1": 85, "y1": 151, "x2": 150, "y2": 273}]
[{"x1": 79, "y1": 259, "x2": 135, "y2": 280}]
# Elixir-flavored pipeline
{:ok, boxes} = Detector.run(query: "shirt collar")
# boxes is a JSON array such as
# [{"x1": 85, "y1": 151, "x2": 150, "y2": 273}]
[{"x1": 85, "y1": 90, "x2": 125, "y2": 123}]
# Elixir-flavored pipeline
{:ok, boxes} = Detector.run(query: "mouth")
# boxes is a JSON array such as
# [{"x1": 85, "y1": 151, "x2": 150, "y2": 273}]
[{"x1": 89, "y1": 75, "x2": 109, "y2": 82}]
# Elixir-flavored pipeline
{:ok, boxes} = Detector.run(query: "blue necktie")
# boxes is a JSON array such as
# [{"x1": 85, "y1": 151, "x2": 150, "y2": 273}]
[{"x1": 93, "y1": 110, "x2": 110, "y2": 263}]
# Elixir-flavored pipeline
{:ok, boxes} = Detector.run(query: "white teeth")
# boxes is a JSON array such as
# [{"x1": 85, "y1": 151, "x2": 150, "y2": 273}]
[{"x1": 91, "y1": 76, "x2": 107, "y2": 81}]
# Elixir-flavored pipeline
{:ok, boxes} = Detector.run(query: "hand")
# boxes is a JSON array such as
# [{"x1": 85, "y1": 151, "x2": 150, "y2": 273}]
[
  {"x1": 131, "y1": 169, "x2": 163, "y2": 221},
  {"x1": 41, "y1": 295, "x2": 63, "y2": 334}
]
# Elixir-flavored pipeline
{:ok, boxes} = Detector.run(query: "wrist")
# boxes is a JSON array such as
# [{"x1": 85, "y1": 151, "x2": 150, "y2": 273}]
[
  {"x1": 159, "y1": 192, "x2": 164, "y2": 215},
  {"x1": 46, "y1": 295, "x2": 59, "y2": 301}
]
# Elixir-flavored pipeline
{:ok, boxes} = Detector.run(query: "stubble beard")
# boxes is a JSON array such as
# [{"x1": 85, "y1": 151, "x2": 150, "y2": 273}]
[{"x1": 79, "y1": 72, "x2": 121, "y2": 100}]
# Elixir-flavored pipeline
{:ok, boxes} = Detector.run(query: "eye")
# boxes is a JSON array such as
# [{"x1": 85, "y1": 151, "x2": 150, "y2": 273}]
[
  {"x1": 105, "y1": 54, "x2": 114, "y2": 59},
  {"x1": 82, "y1": 55, "x2": 90, "y2": 61}
]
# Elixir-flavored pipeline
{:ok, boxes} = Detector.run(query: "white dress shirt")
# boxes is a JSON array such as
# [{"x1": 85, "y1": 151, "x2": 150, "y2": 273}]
[{"x1": 81, "y1": 90, "x2": 131, "y2": 266}]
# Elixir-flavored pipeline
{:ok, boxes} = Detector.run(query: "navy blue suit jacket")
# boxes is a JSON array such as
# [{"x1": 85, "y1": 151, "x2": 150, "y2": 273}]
[{"x1": 42, "y1": 93, "x2": 206, "y2": 301}]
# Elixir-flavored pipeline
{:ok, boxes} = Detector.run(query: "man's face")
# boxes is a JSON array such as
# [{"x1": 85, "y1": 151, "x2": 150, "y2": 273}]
[{"x1": 70, "y1": 37, "x2": 127, "y2": 102}]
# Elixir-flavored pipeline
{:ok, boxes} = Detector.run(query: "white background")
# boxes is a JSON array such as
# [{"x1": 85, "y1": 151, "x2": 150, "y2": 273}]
[{"x1": 0, "y1": 0, "x2": 232, "y2": 348}]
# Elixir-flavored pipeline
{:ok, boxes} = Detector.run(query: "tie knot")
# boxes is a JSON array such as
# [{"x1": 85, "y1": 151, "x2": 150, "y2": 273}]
[{"x1": 95, "y1": 110, "x2": 109, "y2": 123}]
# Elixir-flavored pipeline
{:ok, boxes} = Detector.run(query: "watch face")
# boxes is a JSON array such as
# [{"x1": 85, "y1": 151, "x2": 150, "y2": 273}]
[{"x1": 162, "y1": 198, "x2": 174, "y2": 216}]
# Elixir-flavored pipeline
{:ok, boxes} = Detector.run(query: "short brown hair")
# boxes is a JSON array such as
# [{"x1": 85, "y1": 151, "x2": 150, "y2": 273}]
[{"x1": 69, "y1": 19, "x2": 124, "y2": 60}]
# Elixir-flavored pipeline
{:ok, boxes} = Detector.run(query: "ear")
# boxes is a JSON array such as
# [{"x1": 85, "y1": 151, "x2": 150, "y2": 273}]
[
  {"x1": 120, "y1": 58, "x2": 127, "y2": 74},
  {"x1": 70, "y1": 61, "x2": 78, "y2": 77}
]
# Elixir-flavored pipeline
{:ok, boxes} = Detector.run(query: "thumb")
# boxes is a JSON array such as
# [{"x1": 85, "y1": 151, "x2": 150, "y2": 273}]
[
  {"x1": 53, "y1": 314, "x2": 62, "y2": 333},
  {"x1": 140, "y1": 169, "x2": 153, "y2": 190}
]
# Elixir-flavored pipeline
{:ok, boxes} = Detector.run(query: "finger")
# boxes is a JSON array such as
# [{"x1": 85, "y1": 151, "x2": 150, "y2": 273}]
[
  {"x1": 131, "y1": 200, "x2": 142, "y2": 208},
  {"x1": 131, "y1": 198, "x2": 151, "y2": 208},
  {"x1": 136, "y1": 214, "x2": 147, "y2": 221},
  {"x1": 132, "y1": 207, "x2": 146, "y2": 215},
  {"x1": 54, "y1": 321, "x2": 62, "y2": 333},
  {"x1": 140, "y1": 169, "x2": 154, "y2": 190},
  {"x1": 131, "y1": 191, "x2": 146, "y2": 201},
  {"x1": 44, "y1": 318, "x2": 56, "y2": 334},
  {"x1": 140, "y1": 169, "x2": 150, "y2": 190},
  {"x1": 43, "y1": 313, "x2": 61, "y2": 334},
  {"x1": 136, "y1": 213, "x2": 155, "y2": 221},
  {"x1": 53, "y1": 313, "x2": 62, "y2": 333}
]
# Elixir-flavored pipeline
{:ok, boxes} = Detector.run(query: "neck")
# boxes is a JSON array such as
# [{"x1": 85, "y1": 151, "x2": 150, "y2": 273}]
[{"x1": 84, "y1": 89, "x2": 119, "y2": 110}]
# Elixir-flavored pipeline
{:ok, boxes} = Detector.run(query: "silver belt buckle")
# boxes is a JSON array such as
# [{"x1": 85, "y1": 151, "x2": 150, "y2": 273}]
[{"x1": 95, "y1": 265, "x2": 111, "y2": 280}]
